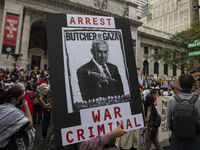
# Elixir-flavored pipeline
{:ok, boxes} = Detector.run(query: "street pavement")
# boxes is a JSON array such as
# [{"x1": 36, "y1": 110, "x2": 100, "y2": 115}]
[{"x1": 32, "y1": 122, "x2": 169, "y2": 150}]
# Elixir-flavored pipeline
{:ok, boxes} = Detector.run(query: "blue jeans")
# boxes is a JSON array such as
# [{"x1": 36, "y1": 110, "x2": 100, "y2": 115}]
[{"x1": 170, "y1": 133, "x2": 200, "y2": 150}]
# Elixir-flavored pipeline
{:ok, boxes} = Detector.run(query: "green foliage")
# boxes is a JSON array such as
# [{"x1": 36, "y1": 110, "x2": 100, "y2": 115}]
[{"x1": 151, "y1": 20, "x2": 200, "y2": 73}]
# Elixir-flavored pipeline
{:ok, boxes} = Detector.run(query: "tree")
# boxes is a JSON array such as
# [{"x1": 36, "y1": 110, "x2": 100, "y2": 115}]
[{"x1": 151, "y1": 20, "x2": 200, "y2": 74}]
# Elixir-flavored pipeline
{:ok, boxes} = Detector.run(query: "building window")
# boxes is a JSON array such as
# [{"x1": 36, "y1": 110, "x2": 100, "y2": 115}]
[
  {"x1": 173, "y1": 65, "x2": 176, "y2": 76},
  {"x1": 143, "y1": 60, "x2": 149, "y2": 76},
  {"x1": 155, "y1": 48, "x2": 158, "y2": 54},
  {"x1": 154, "y1": 62, "x2": 159, "y2": 75},
  {"x1": 144, "y1": 46, "x2": 148, "y2": 54},
  {"x1": 164, "y1": 63, "x2": 168, "y2": 75}
]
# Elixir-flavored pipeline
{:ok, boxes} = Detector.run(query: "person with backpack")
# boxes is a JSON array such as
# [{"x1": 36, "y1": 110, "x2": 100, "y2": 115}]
[
  {"x1": 167, "y1": 74, "x2": 200, "y2": 150},
  {"x1": 39, "y1": 85, "x2": 51, "y2": 141},
  {"x1": 144, "y1": 95, "x2": 163, "y2": 150},
  {"x1": 30, "y1": 91, "x2": 43, "y2": 124}
]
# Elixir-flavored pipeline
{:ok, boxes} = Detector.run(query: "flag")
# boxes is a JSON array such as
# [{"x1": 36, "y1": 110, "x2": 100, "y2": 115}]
[
  {"x1": 145, "y1": 66, "x2": 149, "y2": 88},
  {"x1": 138, "y1": 67, "x2": 144, "y2": 91}
]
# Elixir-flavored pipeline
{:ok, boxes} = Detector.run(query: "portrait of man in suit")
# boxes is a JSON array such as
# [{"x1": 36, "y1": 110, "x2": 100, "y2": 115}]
[{"x1": 77, "y1": 39, "x2": 124, "y2": 102}]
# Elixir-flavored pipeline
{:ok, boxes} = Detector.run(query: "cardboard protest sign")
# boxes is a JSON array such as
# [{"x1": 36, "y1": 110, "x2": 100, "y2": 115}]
[
  {"x1": 191, "y1": 72, "x2": 200, "y2": 85},
  {"x1": 157, "y1": 96, "x2": 171, "y2": 142},
  {"x1": 46, "y1": 14, "x2": 144, "y2": 147}
]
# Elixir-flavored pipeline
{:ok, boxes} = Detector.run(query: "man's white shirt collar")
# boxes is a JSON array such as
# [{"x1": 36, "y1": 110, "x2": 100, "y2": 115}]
[{"x1": 92, "y1": 58, "x2": 111, "y2": 76}]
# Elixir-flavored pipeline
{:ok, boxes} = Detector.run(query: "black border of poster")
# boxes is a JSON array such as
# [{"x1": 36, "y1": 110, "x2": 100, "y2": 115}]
[{"x1": 46, "y1": 13, "x2": 143, "y2": 147}]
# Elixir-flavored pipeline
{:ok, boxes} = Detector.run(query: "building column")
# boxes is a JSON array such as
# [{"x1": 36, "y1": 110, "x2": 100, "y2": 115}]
[
  {"x1": 19, "y1": 7, "x2": 32, "y2": 69},
  {"x1": 140, "y1": 44, "x2": 144, "y2": 74},
  {"x1": 136, "y1": 37, "x2": 141, "y2": 72},
  {"x1": 149, "y1": 46, "x2": 154, "y2": 77}
]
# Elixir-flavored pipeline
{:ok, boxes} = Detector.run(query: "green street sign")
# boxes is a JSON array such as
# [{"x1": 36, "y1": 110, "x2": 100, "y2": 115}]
[
  {"x1": 187, "y1": 39, "x2": 200, "y2": 49},
  {"x1": 188, "y1": 50, "x2": 200, "y2": 57}
]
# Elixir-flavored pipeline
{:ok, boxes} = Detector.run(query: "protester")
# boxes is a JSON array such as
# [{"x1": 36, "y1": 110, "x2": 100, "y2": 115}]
[
  {"x1": 144, "y1": 95, "x2": 163, "y2": 150},
  {"x1": 39, "y1": 85, "x2": 51, "y2": 140},
  {"x1": 0, "y1": 76, "x2": 4, "y2": 95},
  {"x1": 167, "y1": 74, "x2": 200, "y2": 150},
  {"x1": 168, "y1": 85, "x2": 179, "y2": 96},
  {"x1": 38, "y1": 76, "x2": 47, "y2": 86},
  {"x1": 30, "y1": 91, "x2": 42, "y2": 124},
  {"x1": 159, "y1": 89, "x2": 164, "y2": 96},
  {"x1": 142, "y1": 89, "x2": 151, "y2": 102},
  {"x1": 115, "y1": 129, "x2": 140, "y2": 150},
  {"x1": 27, "y1": 81, "x2": 33, "y2": 92},
  {"x1": 41, "y1": 69, "x2": 46, "y2": 77},
  {"x1": 36, "y1": 71, "x2": 40, "y2": 82},
  {"x1": 0, "y1": 86, "x2": 35, "y2": 149}
]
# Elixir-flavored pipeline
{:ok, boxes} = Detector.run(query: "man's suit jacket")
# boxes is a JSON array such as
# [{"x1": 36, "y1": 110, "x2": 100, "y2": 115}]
[{"x1": 77, "y1": 60, "x2": 124, "y2": 101}]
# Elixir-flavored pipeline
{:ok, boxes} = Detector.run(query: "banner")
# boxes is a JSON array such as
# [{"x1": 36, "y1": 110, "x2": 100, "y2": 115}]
[
  {"x1": 46, "y1": 14, "x2": 144, "y2": 147},
  {"x1": 16, "y1": 61, "x2": 22, "y2": 68},
  {"x1": 157, "y1": 96, "x2": 171, "y2": 142},
  {"x1": 2, "y1": 13, "x2": 19, "y2": 54},
  {"x1": 0, "y1": 61, "x2": 4, "y2": 67}
]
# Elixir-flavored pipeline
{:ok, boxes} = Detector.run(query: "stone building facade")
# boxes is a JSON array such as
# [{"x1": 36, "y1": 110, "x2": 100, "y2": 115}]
[{"x1": 0, "y1": 0, "x2": 181, "y2": 77}]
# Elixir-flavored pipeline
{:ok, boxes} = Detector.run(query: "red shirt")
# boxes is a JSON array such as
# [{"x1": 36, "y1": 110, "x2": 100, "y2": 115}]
[
  {"x1": 0, "y1": 72, "x2": 4, "y2": 76},
  {"x1": 153, "y1": 95, "x2": 156, "y2": 102},
  {"x1": 38, "y1": 80, "x2": 47, "y2": 86}
]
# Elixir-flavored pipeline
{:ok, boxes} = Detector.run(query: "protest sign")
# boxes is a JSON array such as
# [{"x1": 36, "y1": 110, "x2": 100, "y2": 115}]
[
  {"x1": 46, "y1": 14, "x2": 144, "y2": 147},
  {"x1": 16, "y1": 61, "x2": 21, "y2": 68},
  {"x1": 157, "y1": 96, "x2": 171, "y2": 142},
  {"x1": 191, "y1": 72, "x2": 200, "y2": 85},
  {"x1": 154, "y1": 74, "x2": 157, "y2": 80},
  {"x1": 195, "y1": 89, "x2": 200, "y2": 95},
  {"x1": 0, "y1": 61, "x2": 4, "y2": 67},
  {"x1": 34, "y1": 66, "x2": 38, "y2": 73}
]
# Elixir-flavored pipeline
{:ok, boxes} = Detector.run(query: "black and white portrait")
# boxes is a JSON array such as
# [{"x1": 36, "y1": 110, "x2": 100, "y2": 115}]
[{"x1": 62, "y1": 28, "x2": 130, "y2": 113}]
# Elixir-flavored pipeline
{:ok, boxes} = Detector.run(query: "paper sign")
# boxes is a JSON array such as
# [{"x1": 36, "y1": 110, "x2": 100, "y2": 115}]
[{"x1": 16, "y1": 61, "x2": 21, "y2": 68}]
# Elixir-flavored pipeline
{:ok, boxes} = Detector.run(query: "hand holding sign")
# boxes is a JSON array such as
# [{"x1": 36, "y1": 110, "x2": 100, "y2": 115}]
[{"x1": 107, "y1": 121, "x2": 127, "y2": 140}]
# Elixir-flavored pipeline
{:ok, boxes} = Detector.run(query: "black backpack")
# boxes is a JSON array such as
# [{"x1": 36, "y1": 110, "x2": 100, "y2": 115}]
[
  {"x1": 170, "y1": 94, "x2": 199, "y2": 138},
  {"x1": 153, "y1": 112, "x2": 161, "y2": 128}
]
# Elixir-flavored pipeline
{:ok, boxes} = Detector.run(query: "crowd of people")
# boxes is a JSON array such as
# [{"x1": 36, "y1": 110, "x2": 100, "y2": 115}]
[
  {"x1": 0, "y1": 68, "x2": 50, "y2": 93},
  {"x1": 0, "y1": 67, "x2": 51, "y2": 149},
  {"x1": 0, "y1": 67, "x2": 200, "y2": 150}
]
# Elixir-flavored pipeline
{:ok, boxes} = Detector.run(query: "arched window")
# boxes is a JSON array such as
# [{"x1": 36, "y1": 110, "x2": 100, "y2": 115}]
[
  {"x1": 143, "y1": 60, "x2": 149, "y2": 76},
  {"x1": 144, "y1": 46, "x2": 148, "y2": 54},
  {"x1": 154, "y1": 62, "x2": 159, "y2": 75},
  {"x1": 173, "y1": 65, "x2": 176, "y2": 76},
  {"x1": 164, "y1": 63, "x2": 168, "y2": 75}
]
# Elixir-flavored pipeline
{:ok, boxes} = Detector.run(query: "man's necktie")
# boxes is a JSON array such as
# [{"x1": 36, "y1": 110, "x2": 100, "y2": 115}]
[{"x1": 102, "y1": 65, "x2": 110, "y2": 77}]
